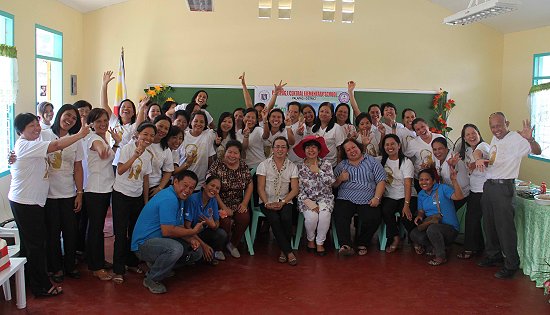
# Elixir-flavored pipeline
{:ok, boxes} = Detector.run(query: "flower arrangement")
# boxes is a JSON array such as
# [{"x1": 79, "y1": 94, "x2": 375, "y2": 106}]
[
  {"x1": 430, "y1": 89, "x2": 456, "y2": 136},
  {"x1": 143, "y1": 84, "x2": 174, "y2": 104}
]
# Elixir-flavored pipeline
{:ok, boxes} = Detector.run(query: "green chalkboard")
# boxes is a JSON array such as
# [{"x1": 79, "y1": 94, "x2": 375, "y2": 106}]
[
  {"x1": 166, "y1": 86, "x2": 254, "y2": 122},
  {"x1": 166, "y1": 86, "x2": 436, "y2": 126}
]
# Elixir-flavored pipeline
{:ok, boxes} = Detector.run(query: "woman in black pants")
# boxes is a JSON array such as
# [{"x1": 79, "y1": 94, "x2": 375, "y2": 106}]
[
  {"x1": 9, "y1": 112, "x2": 88, "y2": 297},
  {"x1": 84, "y1": 108, "x2": 116, "y2": 281}
]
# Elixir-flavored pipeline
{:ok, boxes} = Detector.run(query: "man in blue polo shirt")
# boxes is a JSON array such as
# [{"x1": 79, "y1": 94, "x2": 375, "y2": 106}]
[{"x1": 131, "y1": 170, "x2": 206, "y2": 294}]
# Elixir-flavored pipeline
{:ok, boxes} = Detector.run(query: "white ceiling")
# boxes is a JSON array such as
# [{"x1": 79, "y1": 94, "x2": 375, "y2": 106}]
[{"x1": 57, "y1": 0, "x2": 550, "y2": 34}]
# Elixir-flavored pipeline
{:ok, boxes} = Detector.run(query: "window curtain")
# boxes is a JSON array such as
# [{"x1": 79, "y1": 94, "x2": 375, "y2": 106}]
[
  {"x1": 0, "y1": 43, "x2": 18, "y2": 173},
  {"x1": 528, "y1": 82, "x2": 550, "y2": 158}
]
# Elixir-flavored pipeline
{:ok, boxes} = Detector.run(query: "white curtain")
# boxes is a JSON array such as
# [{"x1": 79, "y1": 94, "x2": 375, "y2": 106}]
[
  {"x1": 529, "y1": 86, "x2": 550, "y2": 158},
  {"x1": 0, "y1": 55, "x2": 18, "y2": 173}
]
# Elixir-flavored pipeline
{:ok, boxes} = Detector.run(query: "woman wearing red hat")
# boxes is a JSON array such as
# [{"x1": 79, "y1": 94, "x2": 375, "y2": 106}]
[{"x1": 294, "y1": 136, "x2": 335, "y2": 256}]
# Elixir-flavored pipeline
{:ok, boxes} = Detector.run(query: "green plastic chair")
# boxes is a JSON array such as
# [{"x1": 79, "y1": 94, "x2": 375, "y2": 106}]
[
  {"x1": 293, "y1": 212, "x2": 340, "y2": 250},
  {"x1": 249, "y1": 168, "x2": 266, "y2": 245}
]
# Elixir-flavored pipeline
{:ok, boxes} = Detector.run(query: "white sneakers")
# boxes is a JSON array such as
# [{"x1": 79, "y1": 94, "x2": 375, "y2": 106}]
[
  {"x1": 226, "y1": 243, "x2": 241, "y2": 258},
  {"x1": 214, "y1": 251, "x2": 226, "y2": 261}
]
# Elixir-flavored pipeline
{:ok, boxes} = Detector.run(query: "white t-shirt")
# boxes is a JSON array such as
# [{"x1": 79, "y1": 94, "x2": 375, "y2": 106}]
[
  {"x1": 40, "y1": 121, "x2": 51, "y2": 130},
  {"x1": 113, "y1": 142, "x2": 153, "y2": 197},
  {"x1": 109, "y1": 115, "x2": 136, "y2": 166},
  {"x1": 148, "y1": 142, "x2": 175, "y2": 188},
  {"x1": 287, "y1": 121, "x2": 303, "y2": 164},
  {"x1": 396, "y1": 127, "x2": 416, "y2": 154},
  {"x1": 485, "y1": 131, "x2": 531, "y2": 180},
  {"x1": 256, "y1": 157, "x2": 298, "y2": 204},
  {"x1": 236, "y1": 126, "x2": 266, "y2": 169},
  {"x1": 382, "y1": 157, "x2": 416, "y2": 200},
  {"x1": 314, "y1": 124, "x2": 346, "y2": 167},
  {"x1": 9, "y1": 138, "x2": 50, "y2": 206},
  {"x1": 85, "y1": 133, "x2": 115, "y2": 193},
  {"x1": 435, "y1": 151, "x2": 470, "y2": 198},
  {"x1": 404, "y1": 133, "x2": 444, "y2": 178},
  {"x1": 465, "y1": 142, "x2": 490, "y2": 193},
  {"x1": 41, "y1": 129, "x2": 84, "y2": 198},
  {"x1": 381, "y1": 122, "x2": 405, "y2": 135},
  {"x1": 172, "y1": 149, "x2": 182, "y2": 166},
  {"x1": 180, "y1": 129, "x2": 215, "y2": 187}
]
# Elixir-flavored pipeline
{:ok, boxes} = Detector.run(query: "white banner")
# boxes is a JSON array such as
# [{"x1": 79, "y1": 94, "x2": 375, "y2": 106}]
[{"x1": 254, "y1": 86, "x2": 350, "y2": 113}]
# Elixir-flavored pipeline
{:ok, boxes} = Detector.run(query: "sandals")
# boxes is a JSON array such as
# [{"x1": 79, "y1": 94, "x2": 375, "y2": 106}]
[
  {"x1": 428, "y1": 257, "x2": 447, "y2": 266},
  {"x1": 338, "y1": 245, "x2": 355, "y2": 257},
  {"x1": 36, "y1": 286, "x2": 63, "y2": 298},
  {"x1": 287, "y1": 253, "x2": 298, "y2": 266},
  {"x1": 93, "y1": 269, "x2": 113, "y2": 281},
  {"x1": 278, "y1": 252, "x2": 288, "y2": 263},
  {"x1": 112, "y1": 274, "x2": 124, "y2": 284},
  {"x1": 357, "y1": 246, "x2": 368, "y2": 256},
  {"x1": 414, "y1": 244, "x2": 425, "y2": 255},
  {"x1": 457, "y1": 250, "x2": 478, "y2": 259}
]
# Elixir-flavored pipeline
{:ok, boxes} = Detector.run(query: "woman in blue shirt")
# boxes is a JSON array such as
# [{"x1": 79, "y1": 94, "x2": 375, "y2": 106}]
[
  {"x1": 412, "y1": 167, "x2": 464, "y2": 266},
  {"x1": 184, "y1": 175, "x2": 228, "y2": 265}
]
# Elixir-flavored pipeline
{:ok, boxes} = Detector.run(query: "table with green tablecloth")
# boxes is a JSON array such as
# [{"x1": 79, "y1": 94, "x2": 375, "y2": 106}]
[{"x1": 514, "y1": 196, "x2": 550, "y2": 287}]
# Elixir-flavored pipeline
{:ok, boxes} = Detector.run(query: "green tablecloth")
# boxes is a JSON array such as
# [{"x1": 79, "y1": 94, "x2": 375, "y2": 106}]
[{"x1": 515, "y1": 196, "x2": 550, "y2": 288}]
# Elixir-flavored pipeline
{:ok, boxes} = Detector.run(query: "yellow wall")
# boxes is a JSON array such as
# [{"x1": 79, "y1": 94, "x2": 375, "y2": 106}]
[
  {"x1": 82, "y1": 0, "x2": 503, "y2": 139},
  {"x1": 502, "y1": 25, "x2": 550, "y2": 183},
  {"x1": 0, "y1": 0, "x2": 83, "y2": 220}
]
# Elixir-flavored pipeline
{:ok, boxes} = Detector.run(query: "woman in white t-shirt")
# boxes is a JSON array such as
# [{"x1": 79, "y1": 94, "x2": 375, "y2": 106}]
[
  {"x1": 84, "y1": 108, "x2": 117, "y2": 281},
  {"x1": 111, "y1": 122, "x2": 156, "y2": 283},
  {"x1": 180, "y1": 111, "x2": 216, "y2": 189},
  {"x1": 41, "y1": 105, "x2": 86, "y2": 283},
  {"x1": 431, "y1": 137, "x2": 470, "y2": 211},
  {"x1": 262, "y1": 108, "x2": 296, "y2": 157},
  {"x1": 335, "y1": 103, "x2": 355, "y2": 139},
  {"x1": 355, "y1": 112, "x2": 380, "y2": 157},
  {"x1": 238, "y1": 108, "x2": 265, "y2": 169},
  {"x1": 37, "y1": 101, "x2": 54, "y2": 130},
  {"x1": 456, "y1": 124, "x2": 490, "y2": 260},
  {"x1": 9, "y1": 112, "x2": 88, "y2": 297},
  {"x1": 312, "y1": 102, "x2": 346, "y2": 167},
  {"x1": 214, "y1": 112, "x2": 237, "y2": 160},
  {"x1": 379, "y1": 134, "x2": 417, "y2": 253},
  {"x1": 148, "y1": 115, "x2": 175, "y2": 196},
  {"x1": 101, "y1": 71, "x2": 137, "y2": 171}
]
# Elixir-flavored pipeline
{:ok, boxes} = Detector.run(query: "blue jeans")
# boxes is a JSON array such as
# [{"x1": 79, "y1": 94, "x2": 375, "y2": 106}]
[{"x1": 135, "y1": 237, "x2": 203, "y2": 282}]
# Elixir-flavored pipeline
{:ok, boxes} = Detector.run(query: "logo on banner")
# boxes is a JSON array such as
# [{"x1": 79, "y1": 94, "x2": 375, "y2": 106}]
[
  {"x1": 338, "y1": 92, "x2": 350, "y2": 104},
  {"x1": 259, "y1": 90, "x2": 271, "y2": 102}
]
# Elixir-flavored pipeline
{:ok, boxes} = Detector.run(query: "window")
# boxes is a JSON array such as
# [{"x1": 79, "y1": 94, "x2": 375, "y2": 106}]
[
  {"x1": 530, "y1": 53, "x2": 550, "y2": 161},
  {"x1": 0, "y1": 10, "x2": 15, "y2": 177},
  {"x1": 35, "y1": 25, "x2": 62, "y2": 114}
]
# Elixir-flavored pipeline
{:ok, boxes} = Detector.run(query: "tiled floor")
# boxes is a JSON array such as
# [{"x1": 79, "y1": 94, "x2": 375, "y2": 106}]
[{"x1": 1, "y1": 226, "x2": 548, "y2": 314}]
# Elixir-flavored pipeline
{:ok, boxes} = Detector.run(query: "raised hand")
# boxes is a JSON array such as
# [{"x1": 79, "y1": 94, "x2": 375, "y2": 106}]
[
  {"x1": 239, "y1": 72, "x2": 246, "y2": 85},
  {"x1": 215, "y1": 136, "x2": 222, "y2": 146},
  {"x1": 273, "y1": 80, "x2": 287, "y2": 95},
  {"x1": 347, "y1": 81, "x2": 356, "y2": 92},
  {"x1": 285, "y1": 115, "x2": 292, "y2": 127},
  {"x1": 102, "y1": 71, "x2": 114, "y2": 86},
  {"x1": 449, "y1": 164, "x2": 458, "y2": 181},
  {"x1": 447, "y1": 152, "x2": 460, "y2": 167},
  {"x1": 360, "y1": 129, "x2": 371, "y2": 146},
  {"x1": 377, "y1": 123, "x2": 386, "y2": 135},
  {"x1": 139, "y1": 96, "x2": 150, "y2": 111},
  {"x1": 243, "y1": 126, "x2": 251, "y2": 137},
  {"x1": 518, "y1": 119, "x2": 535, "y2": 140},
  {"x1": 338, "y1": 170, "x2": 350, "y2": 183},
  {"x1": 7, "y1": 150, "x2": 16, "y2": 165},
  {"x1": 297, "y1": 121, "x2": 305, "y2": 136},
  {"x1": 77, "y1": 120, "x2": 91, "y2": 139},
  {"x1": 108, "y1": 127, "x2": 122, "y2": 145}
]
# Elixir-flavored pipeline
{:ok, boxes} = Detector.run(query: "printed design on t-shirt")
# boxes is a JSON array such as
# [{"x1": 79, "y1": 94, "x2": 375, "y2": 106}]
[
  {"x1": 48, "y1": 150, "x2": 63, "y2": 170},
  {"x1": 43, "y1": 157, "x2": 50, "y2": 179},
  {"x1": 384, "y1": 165, "x2": 394, "y2": 185},
  {"x1": 128, "y1": 156, "x2": 143, "y2": 180},
  {"x1": 420, "y1": 149, "x2": 434, "y2": 168},
  {"x1": 216, "y1": 145, "x2": 225, "y2": 160},
  {"x1": 488, "y1": 145, "x2": 497, "y2": 165},
  {"x1": 366, "y1": 143, "x2": 378, "y2": 157},
  {"x1": 406, "y1": 135, "x2": 414, "y2": 143},
  {"x1": 185, "y1": 144, "x2": 198, "y2": 166}
]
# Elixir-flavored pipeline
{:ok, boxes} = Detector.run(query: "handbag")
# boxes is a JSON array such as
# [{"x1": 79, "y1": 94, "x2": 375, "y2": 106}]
[{"x1": 417, "y1": 188, "x2": 443, "y2": 231}]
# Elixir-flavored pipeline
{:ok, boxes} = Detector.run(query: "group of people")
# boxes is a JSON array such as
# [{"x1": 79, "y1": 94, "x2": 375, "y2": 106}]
[{"x1": 8, "y1": 73, "x2": 541, "y2": 296}]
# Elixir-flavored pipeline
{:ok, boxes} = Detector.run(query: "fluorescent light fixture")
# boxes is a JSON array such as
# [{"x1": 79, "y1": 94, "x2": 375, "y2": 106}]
[
  {"x1": 187, "y1": 0, "x2": 213, "y2": 12},
  {"x1": 443, "y1": 0, "x2": 520, "y2": 26},
  {"x1": 278, "y1": 0, "x2": 292, "y2": 19},
  {"x1": 341, "y1": 0, "x2": 354, "y2": 23},
  {"x1": 342, "y1": 12, "x2": 354, "y2": 23}
]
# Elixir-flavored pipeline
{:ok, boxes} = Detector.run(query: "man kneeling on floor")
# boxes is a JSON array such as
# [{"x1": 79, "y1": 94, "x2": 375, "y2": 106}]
[{"x1": 131, "y1": 170, "x2": 206, "y2": 294}]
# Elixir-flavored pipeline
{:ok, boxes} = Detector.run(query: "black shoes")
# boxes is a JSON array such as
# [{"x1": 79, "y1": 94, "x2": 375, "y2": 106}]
[
  {"x1": 495, "y1": 268, "x2": 517, "y2": 279},
  {"x1": 477, "y1": 256, "x2": 504, "y2": 267}
]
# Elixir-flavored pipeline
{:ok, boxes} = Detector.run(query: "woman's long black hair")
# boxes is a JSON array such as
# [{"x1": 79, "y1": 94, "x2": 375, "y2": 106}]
[
  {"x1": 458, "y1": 123, "x2": 484, "y2": 160},
  {"x1": 51, "y1": 104, "x2": 82, "y2": 136},
  {"x1": 380, "y1": 134, "x2": 405, "y2": 168},
  {"x1": 312, "y1": 102, "x2": 336, "y2": 133},
  {"x1": 216, "y1": 112, "x2": 236, "y2": 141}
]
